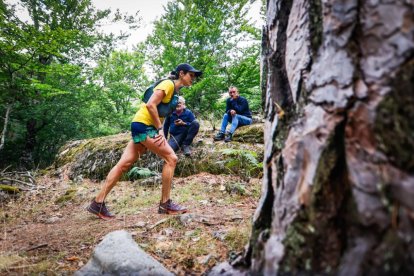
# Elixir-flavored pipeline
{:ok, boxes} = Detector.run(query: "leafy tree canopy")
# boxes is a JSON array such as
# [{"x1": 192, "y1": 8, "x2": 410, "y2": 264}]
[
  {"x1": 0, "y1": 0, "x2": 141, "y2": 167},
  {"x1": 143, "y1": 0, "x2": 262, "y2": 117},
  {"x1": 0, "y1": 0, "x2": 263, "y2": 169}
]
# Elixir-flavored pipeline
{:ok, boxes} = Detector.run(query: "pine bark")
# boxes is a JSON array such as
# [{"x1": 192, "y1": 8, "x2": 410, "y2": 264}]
[{"x1": 246, "y1": 0, "x2": 414, "y2": 274}]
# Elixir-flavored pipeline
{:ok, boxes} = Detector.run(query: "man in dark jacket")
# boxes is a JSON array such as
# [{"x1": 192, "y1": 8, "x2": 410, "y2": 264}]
[
  {"x1": 214, "y1": 86, "x2": 252, "y2": 142},
  {"x1": 164, "y1": 96, "x2": 199, "y2": 156}
]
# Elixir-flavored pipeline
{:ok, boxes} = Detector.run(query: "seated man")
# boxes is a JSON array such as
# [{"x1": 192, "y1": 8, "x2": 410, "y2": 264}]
[
  {"x1": 164, "y1": 96, "x2": 200, "y2": 156},
  {"x1": 214, "y1": 86, "x2": 252, "y2": 142}
]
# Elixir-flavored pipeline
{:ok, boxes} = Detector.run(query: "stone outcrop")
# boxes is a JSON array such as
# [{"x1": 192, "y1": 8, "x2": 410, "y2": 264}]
[
  {"x1": 53, "y1": 124, "x2": 264, "y2": 181},
  {"x1": 75, "y1": 230, "x2": 173, "y2": 276}
]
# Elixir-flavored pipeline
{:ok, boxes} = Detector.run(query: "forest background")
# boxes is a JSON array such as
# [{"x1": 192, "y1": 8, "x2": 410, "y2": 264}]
[{"x1": 0, "y1": 0, "x2": 264, "y2": 169}]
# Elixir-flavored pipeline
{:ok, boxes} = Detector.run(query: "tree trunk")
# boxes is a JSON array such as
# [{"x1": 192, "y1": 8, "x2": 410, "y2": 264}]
[
  {"x1": 244, "y1": 0, "x2": 414, "y2": 274},
  {"x1": 0, "y1": 105, "x2": 12, "y2": 152}
]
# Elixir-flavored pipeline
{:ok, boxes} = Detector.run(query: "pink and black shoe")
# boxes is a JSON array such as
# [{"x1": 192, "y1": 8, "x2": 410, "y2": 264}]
[
  {"x1": 158, "y1": 199, "x2": 188, "y2": 215},
  {"x1": 87, "y1": 200, "x2": 115, "y2": 220}
]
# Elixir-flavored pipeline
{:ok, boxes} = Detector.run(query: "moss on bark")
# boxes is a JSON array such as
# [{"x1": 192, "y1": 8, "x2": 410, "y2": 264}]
[{"x1": 374, "y1": 61, "x2": 414, "y2": 173}]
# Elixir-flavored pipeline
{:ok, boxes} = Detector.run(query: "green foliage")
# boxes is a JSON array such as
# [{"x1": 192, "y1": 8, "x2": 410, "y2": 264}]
[
  {"x1": 0, "y1": 0, "x2": 264, "y2": 169},
  {"x1": 127, "y1": 167, "x2": 158, "y2": 180},
  {"x1": 221, "y1": 148, "x2": 263, "y2": 179},
  {"x1": 0, "y1": 184, "x2": 21, "y2": 193},
  {"x1": 225, "y1": 182, "x2": 247, "y2": 196},
  {"x1": 143, "y1": 0, "x2": 262, "y2": 117},
  {"x1": 55, "y1": 188, "x2": 77, "y2": 204},
  {"x1": 0, "y1": 0, "x2": 141, "y2": 167},
  {"x1": 225, "y1": 224, "x2": 251, "y2": 252},
  {"x1": 222, "y1": 148, "x2": 259, "y2": 167},
  {"x1": 92, "y1": 47, "x2": 150, "y2": 131}
]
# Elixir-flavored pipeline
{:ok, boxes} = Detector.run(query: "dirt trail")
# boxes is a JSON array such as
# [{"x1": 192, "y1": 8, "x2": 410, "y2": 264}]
[{"x1": 1, "y1": 173, "x2": 260, "y2": 275}]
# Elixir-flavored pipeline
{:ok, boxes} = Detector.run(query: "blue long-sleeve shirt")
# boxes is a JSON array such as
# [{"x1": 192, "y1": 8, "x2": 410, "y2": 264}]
[
  {"x1": 226, "y1": 96, "x2": 252, "y2": 118},
  {"x1": 163, "y1": 108, "x2": 196, "y2": 137}
]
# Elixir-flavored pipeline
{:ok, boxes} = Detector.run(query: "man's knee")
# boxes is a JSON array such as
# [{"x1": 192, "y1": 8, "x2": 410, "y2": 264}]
[
  {"x1": 235, "y1": 114, "x2": 252, "y2": 126},
  {"x1": 190, "y1": 120, "x2": 200, "y2": 129}
]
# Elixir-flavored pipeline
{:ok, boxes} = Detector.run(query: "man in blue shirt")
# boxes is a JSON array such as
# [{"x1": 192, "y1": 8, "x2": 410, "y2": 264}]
[
  {"x1": 164, "y1": 96, "x2": 200, "y2": 156},
  {"x1": 214, "y1": 86, "x2": 252, "y2": 142}
]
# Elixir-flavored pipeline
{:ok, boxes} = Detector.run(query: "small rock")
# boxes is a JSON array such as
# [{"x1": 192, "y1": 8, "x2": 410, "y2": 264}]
[
  {"x1": 155, "y1": 241, "x2": 173, "y2": 251},
  {"x1": 45, "y1": 216, "x2": 61, "y2": 224},
  {"x1": 160, "y1": 228, "x2": 174, "y2": 236},
  {"x1": 156, "y1": 235, "x2": 167, "y2": 241},
  {"x1": 185, "y1": 230, "x2": 195, "y2": 237},
  {"x1": 197, "y1": 254, "x2": 212, "y2": 265},
  {"x1": 134, "y1": 221, "x2": 147, "y2": 228},
  {"x1": 231, "y1": 215, "x2": 243, "y2": 221},
  {"x1": 208, "y1": 261, "x2": 247, "y2": 276},
  {"x1": 213, "y1": 231, "x2": 226, "y2": 241},
  {"x1": 179, "y1": 213, "x2": 194, "y2": 225}
]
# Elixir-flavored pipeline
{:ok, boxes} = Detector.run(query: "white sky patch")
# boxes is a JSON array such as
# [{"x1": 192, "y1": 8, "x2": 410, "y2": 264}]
[
  {"x1": 91, "y1": 0, "x2": 172, "y2": 50},
  {"x1": 6, "y1": 0, "x2": 263, "y2": 51}
]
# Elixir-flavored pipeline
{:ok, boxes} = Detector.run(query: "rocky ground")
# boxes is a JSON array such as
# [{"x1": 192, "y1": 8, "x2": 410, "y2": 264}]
[
  {"x1": 0, "y1": 171, "x2": 261, "y2": 275},
  {"x1": 0, "y1": 123, "x2": 264, "y2": 275}
]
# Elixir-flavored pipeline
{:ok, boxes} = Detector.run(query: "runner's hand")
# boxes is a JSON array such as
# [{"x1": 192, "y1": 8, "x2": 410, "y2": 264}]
[{"x1": 154, "y1": 131, "x2": 165, "y2": 146}]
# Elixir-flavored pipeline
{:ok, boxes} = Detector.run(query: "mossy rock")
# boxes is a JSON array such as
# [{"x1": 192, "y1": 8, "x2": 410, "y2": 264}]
[
  {"x1": 53, "y1": 130, "x2": 264, "y2": 181},
  {"x1": 0, "y1": 185, "x2": 20, "y2": 194},
  {"x1": 174, "y1": 138, "x2": 263, "y2": 179},
  {"x1": 54, "y1": 133, "x2": 133, "y2": 180},
  {"x1": 232, "y1": 123, "x2": 264, "y2": 144}
]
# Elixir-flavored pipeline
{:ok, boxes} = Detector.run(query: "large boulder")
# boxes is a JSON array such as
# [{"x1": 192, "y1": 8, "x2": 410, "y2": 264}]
[
  {"x1": 75, "y1": 230, "x2": 172, "y2": 276},
  {"x1": 53, "y1": 124, "x2": 264, "y2": 181}
]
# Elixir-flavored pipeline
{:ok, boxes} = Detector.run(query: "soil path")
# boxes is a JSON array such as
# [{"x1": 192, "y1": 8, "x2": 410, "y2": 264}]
[{"x1": 1, "y1": 173, "x2": 260, "y2": 275}]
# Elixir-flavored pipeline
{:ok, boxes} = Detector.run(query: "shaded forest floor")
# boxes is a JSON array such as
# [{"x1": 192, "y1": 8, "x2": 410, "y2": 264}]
[{"x1": 0, "y1": 172, "x2": 261, "y2": 275}]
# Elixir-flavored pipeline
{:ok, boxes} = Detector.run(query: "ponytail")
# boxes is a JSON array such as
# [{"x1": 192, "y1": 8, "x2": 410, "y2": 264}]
[{"x1": 168, "y1": 70, "x2": 179, "y2": 80}]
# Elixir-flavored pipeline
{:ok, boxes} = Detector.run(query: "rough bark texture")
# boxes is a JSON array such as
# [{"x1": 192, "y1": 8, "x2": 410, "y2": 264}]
[{"x1": 245, "y1": 0, "x2": 414, "y2": 274}]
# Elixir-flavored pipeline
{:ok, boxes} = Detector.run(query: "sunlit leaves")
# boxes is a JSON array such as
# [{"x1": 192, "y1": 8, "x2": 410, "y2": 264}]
[
  {"x1": 143, "y1": 0, "x2": 262, "y2": 116},
  {"x1": 0, "y1": 0, "x2": 142, "y2": 166}
]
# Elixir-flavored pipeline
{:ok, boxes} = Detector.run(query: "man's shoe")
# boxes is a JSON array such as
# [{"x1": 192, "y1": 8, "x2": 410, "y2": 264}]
[
  {"x1": 214, "y1": 132, "x2": 225, "y2": 141},
  {"x1": 158, "y1": 199, "x2": 188, "y2": 215},
  {"x1": 87, "y1": 200, "x2": 115, "y2": 220},
  {"x1": 225, "y1": 133, "x2": 233, "y2": 142},
  {"x1": 183, "y1": 145, "x2": 191, "y2": 156}
]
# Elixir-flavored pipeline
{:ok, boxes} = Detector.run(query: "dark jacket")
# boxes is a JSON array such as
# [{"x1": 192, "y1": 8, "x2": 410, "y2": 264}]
[
  {"x1": 226, "y1": 96, "x2": 252, "y2": 118},
  {"x1": 164, "y1": 108, "x2": 196, "y2": 137}
]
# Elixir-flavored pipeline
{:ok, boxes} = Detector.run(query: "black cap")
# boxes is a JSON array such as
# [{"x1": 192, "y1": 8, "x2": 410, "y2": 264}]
[{"x1": 175, "y1": 63, "x2": 202, "y2": 77}]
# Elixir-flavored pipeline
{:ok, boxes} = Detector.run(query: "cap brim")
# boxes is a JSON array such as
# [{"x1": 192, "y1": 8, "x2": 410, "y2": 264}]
[{"x1": 190, "y1": 70, "x2": 202, "y2": 77}]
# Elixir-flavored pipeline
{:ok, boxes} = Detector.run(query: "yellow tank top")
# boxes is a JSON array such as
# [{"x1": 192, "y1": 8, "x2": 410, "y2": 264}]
[{"x1": 132, "y1": 80, "x2": 175, "y2": 126}]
